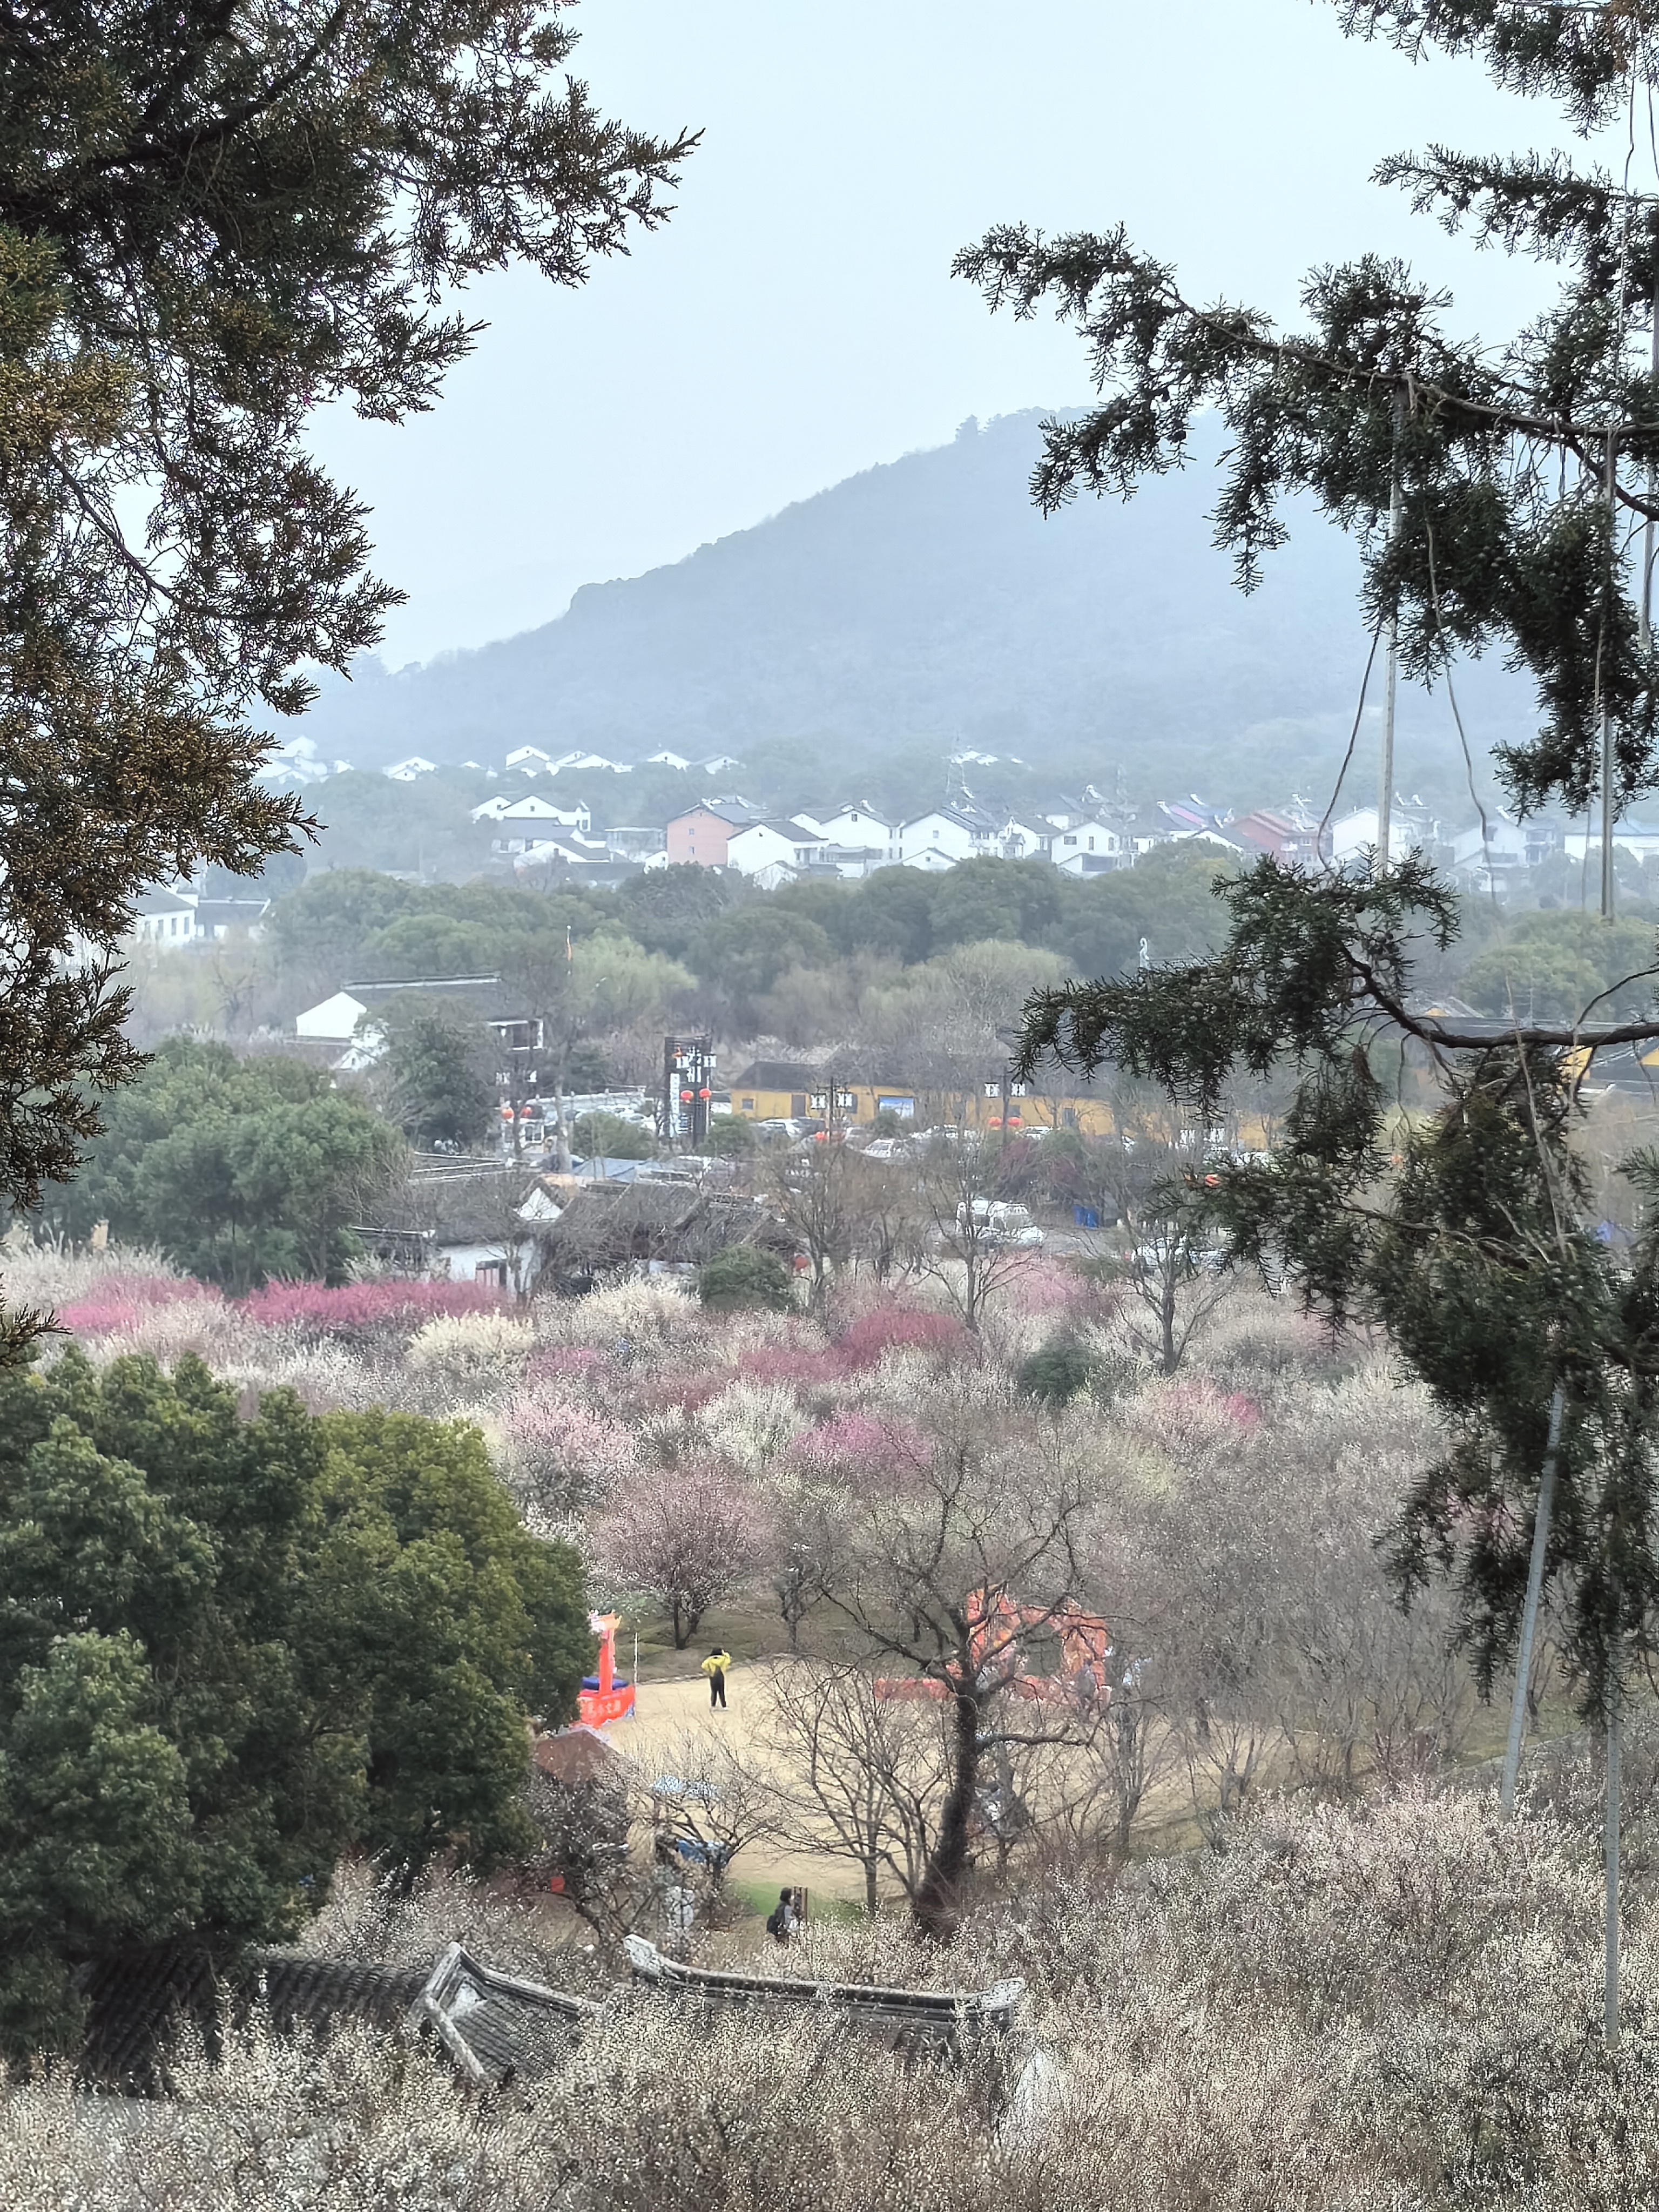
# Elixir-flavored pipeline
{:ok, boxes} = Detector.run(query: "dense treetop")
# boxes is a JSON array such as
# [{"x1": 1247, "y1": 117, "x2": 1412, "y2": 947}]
[
  {"x1": 0, "y1": 0, "x2": 689, "y2": 1292},
  {"x1": 0, "y1": 1347, "x2": 589, "y2": 2060},
  {"x1": 53, "y1": 1038, "x2": 406, "y2": 1289}
]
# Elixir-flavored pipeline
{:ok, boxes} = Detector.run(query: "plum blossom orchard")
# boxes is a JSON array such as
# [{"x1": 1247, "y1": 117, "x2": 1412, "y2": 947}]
[{"x1": 11, "y1": 1230, "x2": 1659, "y2": 2197}]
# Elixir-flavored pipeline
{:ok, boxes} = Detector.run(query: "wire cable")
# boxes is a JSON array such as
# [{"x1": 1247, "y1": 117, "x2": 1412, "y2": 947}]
[{"x1": 1319, "y1": 623, "x2": 1385, "y2": 868}]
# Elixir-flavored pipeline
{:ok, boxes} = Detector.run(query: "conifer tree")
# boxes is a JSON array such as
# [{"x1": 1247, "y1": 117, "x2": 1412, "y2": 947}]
[
  {"x1": 0, "y1": 2, "x2": 692, "y2": 1318},
  {"x1": 957, "y1": 0, "x2": 1659, "y2": 2041}
]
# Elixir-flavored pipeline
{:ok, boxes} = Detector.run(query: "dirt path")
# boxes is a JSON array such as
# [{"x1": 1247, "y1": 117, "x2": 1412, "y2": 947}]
[{"x1": 598, "y1": 1663, "x2": 872, "y2": 1904}]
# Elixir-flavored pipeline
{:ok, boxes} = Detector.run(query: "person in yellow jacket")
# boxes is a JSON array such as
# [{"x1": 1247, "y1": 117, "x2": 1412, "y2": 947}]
[{"x1": 701, "y1": 1647, "x2": 733, "y2": 1710}]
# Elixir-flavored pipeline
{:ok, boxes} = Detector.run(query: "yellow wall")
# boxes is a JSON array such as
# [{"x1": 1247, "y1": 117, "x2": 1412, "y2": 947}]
[
  {"x1": 726, "y1": 1081, "x2": 1272, "y2": 1152},
  {"x1": 725, "y1": 1080, "x2": 1121, "y2": 1136}
]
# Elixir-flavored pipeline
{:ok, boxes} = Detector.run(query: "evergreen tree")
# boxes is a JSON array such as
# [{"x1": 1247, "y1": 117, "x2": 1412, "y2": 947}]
[
  {"x1": 0, "y1": 4, "x2": 691, "y2": 1305},
  {"x1": 0, "y1": 1351, "x2": 589, "y2": 2060},
  {"x1": 960, "y1": 0, "x2": 1659, "y2": 2040},
  {"x1": 58, "y1": 1038, "x2": 406, "y2": 1288},
  {"x1": 384, "y1": 1011, "x2": 497, "y2": 1152}
]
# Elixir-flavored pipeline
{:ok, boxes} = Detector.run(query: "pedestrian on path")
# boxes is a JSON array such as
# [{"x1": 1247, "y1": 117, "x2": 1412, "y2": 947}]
[
  {"x1": 702, "y1": 1646, "x2": 732, "y2": 1709},
  {"x1": 766, "y1": 1887, "x2": 797, "y2": 1944}
]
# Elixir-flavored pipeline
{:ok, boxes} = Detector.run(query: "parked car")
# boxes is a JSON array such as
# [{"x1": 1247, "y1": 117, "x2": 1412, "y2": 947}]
[
  {"x1": 953, "y1": 1198, "x2": 1045, "y2": 1249},
  {"x1": 859, "y1": 1136, "x2": 916, "y2": 1162}
]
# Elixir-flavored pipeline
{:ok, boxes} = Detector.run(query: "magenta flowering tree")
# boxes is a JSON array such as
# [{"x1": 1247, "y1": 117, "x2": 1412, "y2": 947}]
[
  {"x1": 236, "y1": 1278, "x2": 505, "y2": 1339},
  {"x1": 832, "y1": 1306, "x2": 967, "y2": 1372}
]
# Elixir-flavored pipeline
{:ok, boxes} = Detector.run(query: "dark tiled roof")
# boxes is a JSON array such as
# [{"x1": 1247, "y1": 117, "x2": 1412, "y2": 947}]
[
  {"x1": 76, "y1": 1946, "x2": 427, "y2": 2093},
  {"x1": 623, "y1": 1938, "x2": 1023, "y2": 2057},
  {"x1": 74, "y1": 1941, "x2": 594, "y2": 2093},
  {"x1": 366, "y1": 1169, "x2": 541, "y2": 1245},
  {"x1": 730, "y1": 1061, "x2": 819, "y2": 1091},
  {"x1": 412, "y1": 1943, "x2": 598, "y2": 2083}
]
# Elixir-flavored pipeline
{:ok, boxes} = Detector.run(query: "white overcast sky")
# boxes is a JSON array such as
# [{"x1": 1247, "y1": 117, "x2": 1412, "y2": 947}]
[{"x1": 308, "y1": 0, "x2": 1584, "y2": 667}]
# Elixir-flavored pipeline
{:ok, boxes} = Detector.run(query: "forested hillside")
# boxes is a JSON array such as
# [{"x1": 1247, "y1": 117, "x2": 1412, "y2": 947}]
[{"x1": 305, "y1": 412, "x2": 1532, "y2": 818}]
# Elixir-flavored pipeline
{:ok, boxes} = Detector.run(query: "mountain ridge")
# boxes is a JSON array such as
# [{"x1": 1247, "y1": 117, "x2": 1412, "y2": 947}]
[{"x1": 302, "y1": 409, "x2": 1532, "y2": 818}]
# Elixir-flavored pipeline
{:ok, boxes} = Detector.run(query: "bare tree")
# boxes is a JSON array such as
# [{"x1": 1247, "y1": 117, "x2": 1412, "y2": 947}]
[
  {"x1": 1073, "y1": 1648, "x2": 1181, "y2": 1863},
  {"x1": 646, "y1": 1727, "x2": 783, "y2": 1912},
  {"x1": 522, "y1": 1767, "x2": 649, "y2": 1948},
  {"x1": 844, "y1": 1153, "x2": 930, "y2": 1288},
  {"x1": 801, "y1": 1398, "x2": 1095, "y2": 1937},
  {"x1": 916, "y1": 1127, "x2": 1035, "y2": 1334},
  {"x1": 1126, "y1": 1207, "x2": 1233, "y2": 1375},
  {"x1": 759, "y1": 1660, "x2": 952, "y2": 1912},
  {"x1": 760, "y1": 1136, "x2": 854, "y2": 1314}
]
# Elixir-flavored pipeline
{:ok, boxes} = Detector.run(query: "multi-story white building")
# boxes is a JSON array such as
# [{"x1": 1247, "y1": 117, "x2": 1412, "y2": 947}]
[
  {"x1": 893, "y1": 805, "x2": 1051, "y2": 868},
  {"x1": 723, "y1": 819, "x2": 832, "y2": 888}
]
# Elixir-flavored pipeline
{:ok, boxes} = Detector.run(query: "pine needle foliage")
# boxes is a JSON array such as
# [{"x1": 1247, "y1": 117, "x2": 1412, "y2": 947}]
[
  {"x1": 954, "y1": 1, "x2": 1659, "y2": 825},
  {"x1": 0, "y1": 3, "x2": 692, "y2": 1313},
  {"x1": 966, "y1": 0, "x2": 1659, "y2": 1725}
]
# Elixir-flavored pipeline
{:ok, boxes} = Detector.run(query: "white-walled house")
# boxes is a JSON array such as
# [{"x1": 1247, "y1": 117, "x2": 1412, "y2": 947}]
[
  {"x1": 994, "y1": 815, "x2": 1051, "y2": 860},
  {"x1": 472, "y1": 793, "x2": 592, "y2": 832},
  {"x1": 549, "y1": 751, "x2": 630, "y2": 774},
  {"x1": 505, "y1": 746, "x2": 555, "y2": 774},
  {"x1": 1563, "y1": 818, "x2": 1659, "y2": 862},
  {"x1": 812, "y1": 803, "x2": 898, "y2": 860},
  {"x1": 128, "y1": 889, "x2": 202, "y2": 944},
  {"x1": 295, "y1": 989, "x2": 371, "y2": 1042},
  {"x1": 509, "y1": 832, "x2": 618, "y2": 868},
  {"x1": 1329, "y1": 806, "x2": 1428, "y2": 868},
  {"x1": 723, "y1": 819, "x2": 830, "y2": 887},
  {"x1": 894, "y1": 805, "x2": 1048, "y2": 867},
  {"x1": 645, "y1": 749, "x2": 691, "y2": 770},
  {"x1": 384, "y1": 756, "x2": 437, "y2": 781},
  {"x1": 1453, "y1": 815, "x2": 1534, "y2": 880},
  {"x1": 126, "y1": 885, "x2": 270, "y2": 946},
  {"x1": 1049, "y1": 819, "x2": 1129, "y2": 871},
  {"x1": 895, "y1": 808, "x2": 982, "y2": 867}
]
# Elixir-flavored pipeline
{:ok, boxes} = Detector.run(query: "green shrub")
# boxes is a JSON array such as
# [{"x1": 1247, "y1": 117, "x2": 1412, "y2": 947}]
[
  {"x1": 571, "y1": 1110, "x2": 655, "y2": 1160},
  {"x1": 697, "y1": 1244, "x2": 796, "y2": 1313},
  {"x1": 1017, "y1": 1338, "x2": 1113, "y2": 1407},
  {"x1": 705, "y1": 1113, "x2": 758, "y2": 1157}
]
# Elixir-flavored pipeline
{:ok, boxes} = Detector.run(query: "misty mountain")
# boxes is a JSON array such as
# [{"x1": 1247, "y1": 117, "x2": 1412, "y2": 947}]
[{"x1": 302, "y1": 409, "x2": 1534, "y2": 820}]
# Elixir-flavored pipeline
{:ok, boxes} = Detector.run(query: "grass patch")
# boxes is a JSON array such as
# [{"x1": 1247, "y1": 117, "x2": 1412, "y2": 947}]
[{"x1": 726, "y1": 1877, "x2": 869, "y2": 1927}]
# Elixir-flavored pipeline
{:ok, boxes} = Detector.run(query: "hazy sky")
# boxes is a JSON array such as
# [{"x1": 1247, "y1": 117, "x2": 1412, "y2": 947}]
[{"x1": 309, "y1": 0, "x2": 1576, "y2": 667}]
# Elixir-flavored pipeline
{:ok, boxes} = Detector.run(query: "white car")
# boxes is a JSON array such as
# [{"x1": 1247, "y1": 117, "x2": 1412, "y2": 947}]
[{"x1": 954, "y1": 1199, "x2": 1045, "y2": 1249}]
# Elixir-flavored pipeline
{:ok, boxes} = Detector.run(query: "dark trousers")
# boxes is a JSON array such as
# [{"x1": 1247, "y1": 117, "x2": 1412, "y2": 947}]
[{"x1": 709, "y1": 1672, "x2": 726, "y2": 1709}]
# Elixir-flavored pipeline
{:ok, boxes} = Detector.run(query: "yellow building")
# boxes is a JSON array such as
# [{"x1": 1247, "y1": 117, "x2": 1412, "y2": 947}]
[{"x1": 725, "y1": 1060, "x2": 1121, "y2": 1137}]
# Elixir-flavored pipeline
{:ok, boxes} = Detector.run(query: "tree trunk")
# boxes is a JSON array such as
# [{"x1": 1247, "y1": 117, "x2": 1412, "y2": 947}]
[
  {"x1": 1606, "y1": 1667, "x2": 1622, "y2": 2046},
  {"x1": 865, "y1": 1858, "x2": 879, "y2": 1914},
  {"x1": 1501, "y1": 1384, "x2": 1562, "y2": 1813},
  {"x1": 913, "y1": 1687, "x2": 980, "y2": 1939}
]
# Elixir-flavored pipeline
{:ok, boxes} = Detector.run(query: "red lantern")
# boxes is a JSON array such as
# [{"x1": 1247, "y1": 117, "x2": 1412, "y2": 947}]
[
  {"x1": 698, "y1": 1087, "x2": 711, "y2": 1099},
  {"x1": 680, "y1": 1088, "x2": 693, "y2": 1102}
]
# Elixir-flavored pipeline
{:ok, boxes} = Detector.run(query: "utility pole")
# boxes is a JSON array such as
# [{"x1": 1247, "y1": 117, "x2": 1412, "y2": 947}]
[
  {"x1": 1607, "y1": 1655, "x2": 1623, "y2": 2046},
  {"x1": 1603, "y1": 421, "x2": 1620, "y2": 922},
  {"x1": 1644, "y1": 252, "x2": 1659, "y2": 656},
  {"x1": 1500, "y1": 1386, "x2": 1563, "y2": 1814},
  {"x1": 1376, "y1": 394, "x2": 1404, "y2": 875}
]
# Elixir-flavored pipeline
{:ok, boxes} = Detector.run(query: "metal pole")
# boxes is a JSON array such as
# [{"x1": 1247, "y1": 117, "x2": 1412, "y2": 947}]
[
  {"x1": 1501, "y1": 1385, "x2": 1563, "y2": 1813},
  {"x1": 1603, "y1": 425, "x2": 1619, "y2": 921},
  {"x1": 1377, "y1": 407, "x2": 1403, "y2": 875},
  {"x1": 1643, "y1": 259, "x2": 1659, "y2": 654},
  {"x1": 1606, "y1": 1661, "x2": 1622, "y2": 2046}
]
